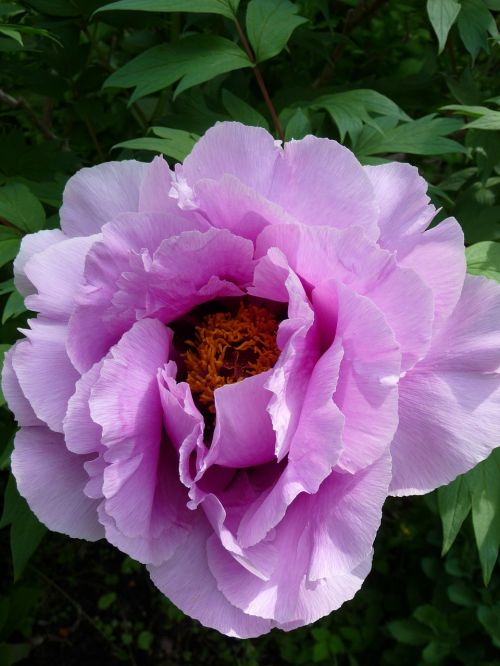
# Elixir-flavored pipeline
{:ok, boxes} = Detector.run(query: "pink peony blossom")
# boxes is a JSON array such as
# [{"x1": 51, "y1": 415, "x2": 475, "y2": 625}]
[{"x1": 4, "y1": 122, "x2": 500, "y2": 637}]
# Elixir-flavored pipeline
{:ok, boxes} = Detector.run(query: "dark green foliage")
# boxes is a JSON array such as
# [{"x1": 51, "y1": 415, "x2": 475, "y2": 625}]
[{"x1": 0, "y1": 0, "x2": 499, "y2": 663}]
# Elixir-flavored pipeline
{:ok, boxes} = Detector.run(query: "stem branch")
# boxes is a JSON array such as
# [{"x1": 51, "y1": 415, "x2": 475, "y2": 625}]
[{"x1": 235, "y1": 20, "x2": 285, "y2": 141}]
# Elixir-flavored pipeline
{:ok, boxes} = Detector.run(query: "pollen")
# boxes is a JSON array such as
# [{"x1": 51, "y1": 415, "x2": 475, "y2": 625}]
[{"x1": 183, "y1": 303, "x2": 280, "y2": 413}]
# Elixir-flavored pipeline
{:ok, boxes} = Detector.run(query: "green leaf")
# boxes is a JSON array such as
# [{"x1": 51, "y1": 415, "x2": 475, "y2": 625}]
[
  {"x1": 426, "y1": 0, "x2": 461, "y2": 53},
  {"x1": 387, "y1": 619, "x2": 431, "y2": 646},
  {"x1": 137, "y1": 630, "x2": 154, "y2": 651},
  {"x1": 467, "y1": 450, "x2": 500, "y2": 585},
  {"x1": 1, "y1": 475, "x2": 46, "y2": 580},
  {"x1": 477, "y1": 605, "x2": 500, "y2": 648},
  {"x1": 457, "y1": 0, "x2": 498, "y2": 59},
  {"x1": 0, "y1": 183, "x2": 45, "y2": 233},
  {"x1": 438, "y1": 475, "x2": 472, "y2": 555},
  {"x1": 0, "y1": 27, "x2": 22, "y2": 45},
  {"x1": 98, "y1": 592, "x2": 117, "y2": 610},
  {"x1": 284, "y1": 107, "x2": 311, "y2": 140},
  {"x1": 114, "y1": 126, "x2": 199, "y2": 162},
  {"x1": 222, "y1": 89, "x2": 269, "y2": 129},
  {"x1": 466, "y1": 241, "x2": 500, "y2": 281},
  {"x1": 310, "y1": 89, "x2": 409, "y2": 142},
  {"x1": 0, "y1": 240, "x2": 21, "y2": 268},
  {"x1": 447, "y1": 581, "x2": 477, "y2": 607},
  {"x1": 94, "y1": 0, "x2": 239, "y2": 19},
  {"x1": 2, "y1": 290, "x2": 25, "y2": 324},
  {"x1": 443, "y1": 104, "x2": 500, "y2": 130},
  {"x1": 104, "y1": 36, "x2": 251, "y2": 102},
  {"x1": 354, "y1": 115, "x2": 465, "y2": 158},
  {"x1": 246, "y1": 0, "x2": 307, "y2": 63}
]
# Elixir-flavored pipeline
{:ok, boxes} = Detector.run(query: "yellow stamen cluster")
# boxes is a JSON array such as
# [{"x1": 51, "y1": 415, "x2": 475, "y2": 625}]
[{"x1": 183, "y1": 303, "x2": 280, "y2": 413}]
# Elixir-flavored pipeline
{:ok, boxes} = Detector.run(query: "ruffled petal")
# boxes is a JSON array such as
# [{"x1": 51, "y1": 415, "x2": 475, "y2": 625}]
[
  {"x1": 24, "y1": 234, "x2": 99, "y2": 320},
  {"x1": 313, "y1": 281, "x2": 401, "y2": 473},
  {"x1": 269, "y1": 136, "x2": 378, "y2": 238},
  {"x1": 113, "y1": 228, "x2": 254, "y2": 324},
  {"x1": 12, "y1": 319, "x2": 79, "y2": 433},
  {"x1": 1, "y1": 344, "x2": 43, "y2": 427},
  {"x1": 257, "y1": 224, "x2": 433, "y2": 371},
  {"x1": 67, "y1": 211, "x2": 204, "y2": 372},
  {"x1": 180, "y1": 122, "x2": 281, "y2": 196},
  {"x1": 364, "y1": 162, "x2": 435, "y2": 250},
  {"x1": 64, "y1": 360, "x2": 103, "y2": 455},
  {"x1": 148, "y1": 515, "x2": 272, "y2": 638},
  {"x1": 11, "y1": 426, "x2": 103, "y2": 540},
  {"x1": 60, "y1": 160, "x2": 148, "y2": 237},
  {"x1": 207, "y1": 452, "x2": 391, "y2": 626},
  {"x1": 14, "y1": 229, "x2": 65, "y2": 297},
  {"x1": 89, "y1": 319, "x2": 192, "y2": 565},
  {"x1": 237, "y1": 336, "x2": 345, "y2": 548},
  {"x1": 396, "y1": 217, "x2": 466, "y2": 332},
  {"x1": 390, "y1": 275, "x2": 500, "y2": 495}
]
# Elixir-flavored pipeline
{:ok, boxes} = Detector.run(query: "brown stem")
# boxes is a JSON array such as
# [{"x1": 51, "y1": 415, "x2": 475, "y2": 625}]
[
  {"x1": 235, "y1": 20, "x2": 285, "y2": 141},
  {"x1": 0, "y1": 88, "x2": 58, "y2": 140},
  {"x1": 313, "y1": 0, "x2": 390, "y2": 90}
]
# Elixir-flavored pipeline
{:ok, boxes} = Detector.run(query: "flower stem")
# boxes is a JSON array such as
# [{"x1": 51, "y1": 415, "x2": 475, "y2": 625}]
[{"x1": 235, "y1": 20, "x2": 285, "y2": 142}]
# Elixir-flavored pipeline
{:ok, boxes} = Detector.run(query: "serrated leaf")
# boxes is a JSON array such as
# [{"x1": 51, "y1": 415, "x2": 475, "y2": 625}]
[
  {"x1": 0, "y1": 183, "x2": 45, "y2": 233},
  {"x1": 354, "y1": 115, "x2": 465, "y2": 158},
  {"x1": 427, "y1": 0, "x2": 460, "y2": 53},
  {"x1": 457, "y1": 0, "x2": 498, "y2": 59},
  {"x1": 114, "y1": 127, "x2": 199, "y2": 162},
  {"x1": 310, "y1": 89, "x2": 409, "y2": 142},
  {"x1": 467, "y1": 449, "x2": 500, "y2": 585},
  {"x1": 94, "y1": 0, "x2": 239, "y2": 19},
  {"x1": 246, "y1": 0, "x2": 307, "y2": 63},
  {"x1": 104, "y1": 36, "x2": 250, "y2": 102},
  {"x1": 466, "y1": 242, "x2": 500, "y2": 281},
  {"x1": 438, "y1": 475, "x2": 472, "y2": 555},
  {"x1": 443, "y1": 104, "x2": 500, "y2": 130},
  {"x1": 222, "y1": 89, "x2": 269, "y2": 129}
]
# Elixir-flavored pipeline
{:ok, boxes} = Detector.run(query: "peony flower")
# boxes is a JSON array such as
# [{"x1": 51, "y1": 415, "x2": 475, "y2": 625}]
[{"x1": 4, "y1": 122, "x2": 500, "y2": 637}]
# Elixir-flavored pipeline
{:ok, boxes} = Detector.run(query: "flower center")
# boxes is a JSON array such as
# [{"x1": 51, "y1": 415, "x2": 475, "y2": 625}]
[{"x1": 183, "y1": 303, "x2": 280, "y2": 413}]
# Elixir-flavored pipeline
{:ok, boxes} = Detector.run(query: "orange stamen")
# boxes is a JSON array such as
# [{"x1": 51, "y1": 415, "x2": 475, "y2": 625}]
[{"x1": 183, "y1": 303, "x2": 280, "y2": 413}]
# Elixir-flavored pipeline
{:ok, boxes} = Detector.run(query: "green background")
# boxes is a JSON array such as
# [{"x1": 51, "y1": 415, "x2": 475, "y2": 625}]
[{"x1": 0, "y1": 1, "x2": 499, "y2": 664}]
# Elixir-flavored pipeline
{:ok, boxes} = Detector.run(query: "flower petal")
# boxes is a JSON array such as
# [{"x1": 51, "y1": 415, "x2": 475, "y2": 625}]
[
  {"x1": 148, "y1": 515, "x2": 272, "y2": 638},
  {"x1": 180, "y1": 122, "x2": 280, "y2": 195},
  {"x1": 60, "y1": 160, "x2": 148, "y2": 237},
  {"x1": 257, "y1": 224, "x2": 433, "y2": 371},
  {"x1": 11, "y1": 426, "x2": 103, "y2": 540},
  {"x1": 270, "y1": 136, "x2": 378, "y2": 238},
  {"x1": 364, "y1": 162, "x2": 435, "y2": 250},
  {"x1": 12, "y1": 319, "x2": 79, "y2": 433},
  {"x1": 204, "y1": 371, "x2": 276, "y2": 469},
  {"x1": 207, "y1": 452, "x2": 391, "y2": 626},
  {"x1": 24, "y1": 234, "x2": 99, "y2": 320},
  {"x1": 396, "y1": 217, "x2": 466, "y2": 332},
  {"x1": 14, "y1": 229, "x2": 65, "y2": 297},
  {"x1": 1, "y1": 344, "x2": 43, "y2": 427},
  {"x1": 89, "y1": 319, "x2": 192, "y2": 565},
  {"x1": 390, "y1": 275, "x2": 500, "y2": 495},
  {"x1": 313, "y1": 281, "x2": 401, "y2": 473}
]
